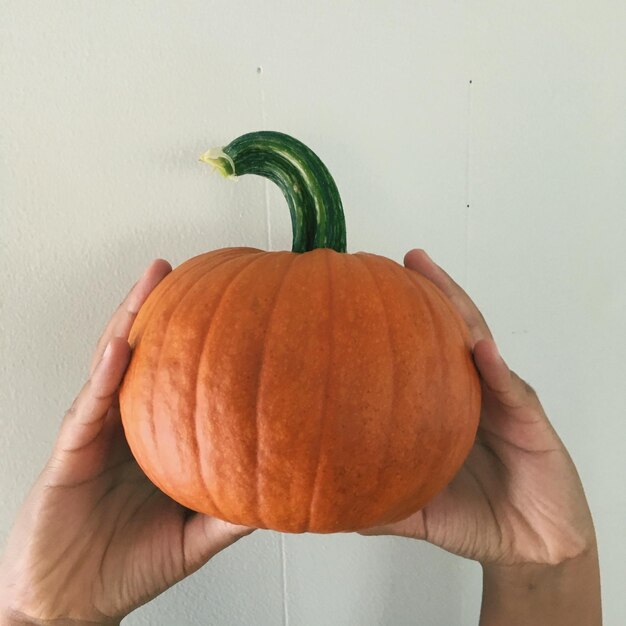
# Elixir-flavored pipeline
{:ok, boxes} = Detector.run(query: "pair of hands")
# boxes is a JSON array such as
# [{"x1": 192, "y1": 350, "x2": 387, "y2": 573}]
[{"x1": 0, "y1": 251, "x2": 599, "y2": 625}]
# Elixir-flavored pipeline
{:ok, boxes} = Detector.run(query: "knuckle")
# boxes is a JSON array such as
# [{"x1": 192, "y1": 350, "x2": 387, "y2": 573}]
[
  {"x1": 64, "y1": 402, "x2": 78, "y2": 420},
  {"x1": 522, "y1": 380, "x2": 537, "y2": 398},
  {"x1": 508, "y1": 371, "x2": 541, "y2": 410}
]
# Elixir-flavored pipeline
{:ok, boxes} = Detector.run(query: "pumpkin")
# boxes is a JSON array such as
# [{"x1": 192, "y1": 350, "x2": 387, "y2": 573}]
[{"x1": 119, "y1": 131, "x2": 480, "y2": 533}]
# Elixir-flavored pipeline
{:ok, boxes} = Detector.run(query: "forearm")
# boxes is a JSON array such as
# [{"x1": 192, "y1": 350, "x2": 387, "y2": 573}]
[
  {"x1": 479, "y1": 545, "x2": 601, "y2": 626},
  {"x1": 0, "y1": 606, "x2": 119, "y2": 626}
]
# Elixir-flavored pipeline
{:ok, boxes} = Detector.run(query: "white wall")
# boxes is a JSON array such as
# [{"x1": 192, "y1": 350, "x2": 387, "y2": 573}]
[{"x1": 1, "y1": 2, "x2": 624, "y2": 624}]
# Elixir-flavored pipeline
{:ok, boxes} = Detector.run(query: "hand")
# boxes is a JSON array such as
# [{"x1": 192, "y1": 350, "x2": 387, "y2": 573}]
[
  {"x1": 361, "y1": 249, "x2": 601, "y2": 625},
  {"x1": 0, "y1": 260, "x2": 253, "y2": 626}
]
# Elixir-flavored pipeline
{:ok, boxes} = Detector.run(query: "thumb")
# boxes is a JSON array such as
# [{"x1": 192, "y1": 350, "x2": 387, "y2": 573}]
[{"x1": 181, "y1": 513, "x2": 254, "y2": 576}]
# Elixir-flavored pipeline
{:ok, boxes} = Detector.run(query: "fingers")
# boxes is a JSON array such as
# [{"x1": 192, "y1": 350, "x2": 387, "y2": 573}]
[
  {"x1": 48, "y1": 260, "x2": 170, "y2": 485},
  {"x1": 404, "y1": 249, "x2": 493, "y2": 344},
  {"x1": 57, "y1": 337, "x2": 131, "y2": 453},
  {"x1": 472, "y1": 338, "x2": 540, "y2": 414},
  {"x1": 90, "y1": 259, "x2": 172, "y2": 375},
  {"x1": 181, "y1": 514, "x2": 254, "y2": 576},
  {"x1": 471, "y1": 338, "x2": 563, "y2": 458}
]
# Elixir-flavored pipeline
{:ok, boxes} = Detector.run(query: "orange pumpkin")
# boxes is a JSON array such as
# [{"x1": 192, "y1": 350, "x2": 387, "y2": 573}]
[{"x1": 119, "y1": 131, "x2": 480, "y2": 533}]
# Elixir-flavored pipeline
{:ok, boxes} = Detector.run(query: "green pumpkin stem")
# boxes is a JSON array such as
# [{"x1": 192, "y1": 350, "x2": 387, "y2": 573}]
[{"x1": 200, "y1": 131, "x2": 347, "y2": 253}]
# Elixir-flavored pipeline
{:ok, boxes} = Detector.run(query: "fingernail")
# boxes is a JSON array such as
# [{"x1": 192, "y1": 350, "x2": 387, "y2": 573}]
[{"x1": 93, "y1": 341, "x2": 113, "y2": 377}]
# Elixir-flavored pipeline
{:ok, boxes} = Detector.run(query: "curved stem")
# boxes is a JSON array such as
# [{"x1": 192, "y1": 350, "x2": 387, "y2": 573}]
[{"x1": 200, "y1": 131, "x2": 347, "y2": 253}]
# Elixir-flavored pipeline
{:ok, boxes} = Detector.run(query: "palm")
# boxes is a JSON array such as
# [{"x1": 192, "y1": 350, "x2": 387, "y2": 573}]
[
  {"x1": 41, "y1": 410, "x2": 190, "y2": 617},
  {"x1": 361, "y1": 251, "x2": 595, "y2": 567},
  {"x1": 385, "y1": 390, "x2": 588, "y2": 564}
]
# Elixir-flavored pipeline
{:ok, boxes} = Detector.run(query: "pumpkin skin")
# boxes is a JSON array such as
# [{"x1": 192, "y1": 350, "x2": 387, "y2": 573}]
[{"x1": 119, "y1": 245, "x2": 480, "y2": 533}]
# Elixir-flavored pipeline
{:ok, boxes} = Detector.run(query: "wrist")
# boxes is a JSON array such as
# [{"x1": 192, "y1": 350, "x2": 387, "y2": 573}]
[{"x1": 480, "y1": 543, "x2": 601, "y2": 626}]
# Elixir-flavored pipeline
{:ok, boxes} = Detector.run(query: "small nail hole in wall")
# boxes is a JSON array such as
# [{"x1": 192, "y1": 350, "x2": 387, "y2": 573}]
[{"x1": 257, "y1": 66, "x2": 263, "y2": 74}]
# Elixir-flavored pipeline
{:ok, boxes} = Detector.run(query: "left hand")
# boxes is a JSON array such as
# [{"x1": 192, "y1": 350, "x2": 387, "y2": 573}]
[
  {"x1": 0, "y1": 260, "x2": 253, "y2": 626},
  {"x1": 360, "y1": 249, "x2": 596, "y2": 569}
]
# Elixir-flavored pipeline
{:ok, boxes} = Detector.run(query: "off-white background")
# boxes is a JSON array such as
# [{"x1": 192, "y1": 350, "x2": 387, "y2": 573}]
[{"x1": 1, "y1": 2, "x2": 625, "y2": 624}]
